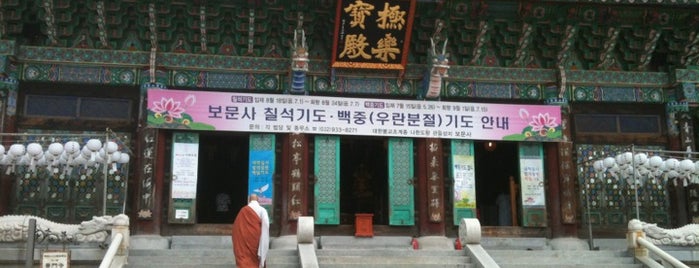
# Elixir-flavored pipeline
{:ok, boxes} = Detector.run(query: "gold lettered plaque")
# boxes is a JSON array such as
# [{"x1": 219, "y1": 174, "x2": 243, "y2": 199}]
[
  {"x1": 41, "y1": 250, "x2": 70, "y2": 268},
  {"x1": 331, "y1": 0, "x2": 416, "y2": 70}
]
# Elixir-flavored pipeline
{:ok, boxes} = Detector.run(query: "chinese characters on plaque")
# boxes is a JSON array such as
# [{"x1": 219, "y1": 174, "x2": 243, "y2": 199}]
[
  {"x1": 288, "y1": 133, "x2": 307, "y2": 220},
  {"x1": 426, "y1": 138, "x2": 443, "y2": 222},
  {"x1": 332, "y1": 0, "x2": 416, "y2": 70}
]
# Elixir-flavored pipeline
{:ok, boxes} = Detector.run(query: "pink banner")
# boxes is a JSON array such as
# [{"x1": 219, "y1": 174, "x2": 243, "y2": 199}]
[{"x1": 146, "y1": 89, "x2": 563, "y2": 142}]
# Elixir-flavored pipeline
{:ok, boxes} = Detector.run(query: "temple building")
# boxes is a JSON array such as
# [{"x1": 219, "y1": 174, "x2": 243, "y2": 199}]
[{"x1": 0, "y1": 0, "x2": 698, "y2": 241}]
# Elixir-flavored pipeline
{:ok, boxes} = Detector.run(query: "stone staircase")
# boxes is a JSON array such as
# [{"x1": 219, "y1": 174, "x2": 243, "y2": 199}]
[
  {"x1": 5, "y1": 235, "x2": 699, "y2": 267},
  {"x1": 122, "y1": 236, "x2": 648, "y2": 268},
  {"x1": 124, "y1": 235, "x2": 472, "y2": 268}
]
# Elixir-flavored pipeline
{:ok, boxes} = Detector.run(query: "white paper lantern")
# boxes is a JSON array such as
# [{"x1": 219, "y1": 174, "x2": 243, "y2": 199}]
[
  {"x1": 637, "y1": 166, "x2": 650, "y2": 176},
  {"x1": 603, "y1": 157, "x2": 616, "y2": 168},
  {"x1": 81, "y1": 146, "x2": 92, "y2": 159},
  {"x1": 64, "y1": 141, "x2": 80, "y2": 155},
  {"x1": 48, "y1": 142, "x2": 63, "y2": 157},
  {"x1": 680, "y1": 159, "x2": 695, "y2": 173},
  {"x1": 665, "y1": 158, "x2": 680, "y2": 171},
  {"x1": 593, "y1": 160, "x2": 605, "y2": 172},
  {"x1": 622, "y1": 152, "x2": 633, "y2": 165},
  {"x1": 111, "y1": 151, "x2": 121, "y2": 163},
  {"x1": 26, "y1": 143, "x2": 42, "y2": 157},
  {"x1": 105, "y1": 141, "x2": 118, "y2": 154},
  {"x1": 649, "y1": 156, "x2": 664, "y2": 170},
  {"x1": 633, "y1": 153, "x2": 648, "y2": 166},
  {"x1": 117, "y1": 153, "x2": 129, "y2": 164},
  {"x1": 615, "y1": 154, "x2": 627, "y2": 166},
  {"x1": 608, "y1": 164, "x2": 621, "y2": 179},
  {"x1": 72, "y1": 155, "x2": 87, "y2": 166},
  {"x1": 8, "y1": 144, "x2": 25, "y2": 157},
  {"x1": 98, "y1": 148, "x2": 107, "y2": 161},
  {"x1": 86, "y1": 139, "x2": 102, "y2": 151}
]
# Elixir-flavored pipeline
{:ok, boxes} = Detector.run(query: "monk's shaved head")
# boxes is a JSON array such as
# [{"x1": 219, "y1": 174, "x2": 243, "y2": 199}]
[{"x1": 249, "y1": 194, "x2": 258, "y2": 202}]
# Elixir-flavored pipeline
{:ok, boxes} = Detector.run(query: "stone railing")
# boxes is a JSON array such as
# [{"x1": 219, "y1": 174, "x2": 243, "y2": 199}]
[
  {"x1": 0, "y1": 214, "x2": 130, "y2": 267},
  {"x1": 627, "y1": 219, "x2": 691, "y2": 268},
  {"x1": 297, "y1": 216, "x2": 318, "y2": 268},
  {"x1": 99, "y1": 214, "x2": 130, "y2": 268},
  {"x1": 458, "y1": 218, "x2": 500, "y2": 268}
]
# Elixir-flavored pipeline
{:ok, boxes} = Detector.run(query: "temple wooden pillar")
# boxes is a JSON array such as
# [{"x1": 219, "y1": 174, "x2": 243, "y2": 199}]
[
  {"x1": 132, "y1": 83, "x2": 167, "y2": 235},
  {"x1": 547, "y1": 99, "x2": 577, "y2": 237},
  {"x1": 279, "y1": 133, "x2": 310, "y2": 235},
  {"x1": 416, "y1": 138, "x2": 445, "y2": 236}
]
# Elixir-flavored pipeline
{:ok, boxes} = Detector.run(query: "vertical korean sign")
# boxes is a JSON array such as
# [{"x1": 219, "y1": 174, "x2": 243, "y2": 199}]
[
  {"x1": 452, "y1": 154, "x2": 476, "y2": 225},
  {"x1": 169, "y1": 132, "x2": 199, "y2": 224},
  {"x1": 332, "y1": 0, "x2": 416, "y2": 70}
]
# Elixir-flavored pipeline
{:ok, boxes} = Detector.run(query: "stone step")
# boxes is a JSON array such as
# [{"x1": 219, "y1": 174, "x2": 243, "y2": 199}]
[
  {"x1": 126, "y1": 248, "x2": 299, "y2": 268},
  {"x1": 488, "y1": 249, "x2": 642, "y2": 268},
  {"x1": 319, "y1": 235, "x2": 413, "y2": 250},
  {"x1": 317, "y1": 258, "x2": 473, "y2": 268},
  {"x1": 498, "y1": 264, "x2": 642, "y2": 268},
  {"x1": 317, "y1": 248, "x2": 466, "y2": 257},
  {"x1": 488, "y1": 249, "x2": 631, "y2": 258},
  {"x1": 315, "y1": 248, "x2": 472, "y2": 268},
  {"x1": 493, "y1": 256, "x2": 637, "y2": 265}
]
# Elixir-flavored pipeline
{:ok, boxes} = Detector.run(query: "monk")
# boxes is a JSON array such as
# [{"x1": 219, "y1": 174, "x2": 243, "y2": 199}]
[{"x1": 232, "y1": 194, "x2": 270, "y2": 268}]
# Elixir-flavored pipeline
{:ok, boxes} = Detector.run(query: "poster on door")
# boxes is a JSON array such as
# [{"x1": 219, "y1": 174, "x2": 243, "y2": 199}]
[
  {"x1": 452, "y1": 154, "x2": 476, "y2": 224},
  {"x1": 169, "y1": 132, "x2": 199, "y2": 223},
  {"x1": 520, "y1": 158, "x2": 545, "y2": 206},
  {"x1": 249, "y1": 150, "x2": 274, "y2": 206},
  {"x1": 171, "y1": 134, "x2": 200, "y2": 199}
]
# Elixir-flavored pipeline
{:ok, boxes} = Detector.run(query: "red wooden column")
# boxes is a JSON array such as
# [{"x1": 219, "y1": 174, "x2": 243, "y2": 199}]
[
  {"x1": 133, "y1": 82, "x2": 167, "y2": 235},
  {"x1": 133, "y1": 128, "x2": 165, "y2": 235},
  {"x1": 279, "y1": 133, "x2": 309, "y2": 236},
  {"x1": 547, "y1": 100, "x2": 577, "y2": 237},
  {"x1": 417, "y1": 138, "x2": 445, "y2": 236}
]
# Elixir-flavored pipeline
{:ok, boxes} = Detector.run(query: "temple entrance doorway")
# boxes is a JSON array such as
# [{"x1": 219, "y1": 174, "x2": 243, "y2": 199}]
[
  {"x1": 474, "y1": 141, "x2": 519, "y2": 226},
  {"x1": 339, "y1": 136, "x2": 389, "y2": 225},
  {"x1": 196, "y1": 133, "x2": 249, "y2": 224}
]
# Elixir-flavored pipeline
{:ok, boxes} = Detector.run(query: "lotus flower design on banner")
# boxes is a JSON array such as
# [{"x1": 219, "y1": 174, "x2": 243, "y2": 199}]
[
  {"x1": 502, "y1": 108, "x2": 562, "y2": 141},
  {"x1": 147, "y1": 94, "x2": 215, "y2": 130}
]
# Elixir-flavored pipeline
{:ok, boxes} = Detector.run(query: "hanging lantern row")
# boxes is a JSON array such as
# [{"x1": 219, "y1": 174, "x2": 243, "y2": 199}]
[
  {"x1": 592, "y1": 152, "x2": 699, "y2": 187},
  {"x1": 0, "y1": 138, "x2": 130, "y2": 175}
]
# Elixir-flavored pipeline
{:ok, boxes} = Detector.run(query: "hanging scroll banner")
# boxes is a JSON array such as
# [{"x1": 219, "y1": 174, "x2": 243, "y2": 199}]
[{"x1": 331, "y1": 0, "x2": 416, "y2": 70}]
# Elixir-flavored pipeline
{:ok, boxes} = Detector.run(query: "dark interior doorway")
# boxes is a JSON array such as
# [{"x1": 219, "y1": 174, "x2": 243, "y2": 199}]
[
  {"x1": 340, "y1": 137, "x2": 389, "y2": 225},
  {"x1": 474, "y1": 141, "x2": 519, "y2": 226},
  {"x1": 196, "y1": 133, "x2": 249, "y2": 224}
]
